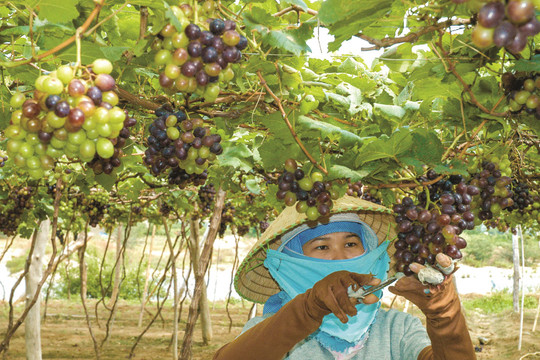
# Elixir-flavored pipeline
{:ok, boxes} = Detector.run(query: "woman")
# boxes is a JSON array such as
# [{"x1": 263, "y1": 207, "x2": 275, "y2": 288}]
[{"x1": 214, "y1": 196, "x2": 475, "y2": 359}]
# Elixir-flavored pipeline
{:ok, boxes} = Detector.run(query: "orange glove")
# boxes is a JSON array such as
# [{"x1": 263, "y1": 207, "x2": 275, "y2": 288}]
[
  {"x1": 306, "y1": 270, "x2": 381, "y2": 323},
  {"x1": 389, "y1": 254, "x2": 475, "y2": 360}
]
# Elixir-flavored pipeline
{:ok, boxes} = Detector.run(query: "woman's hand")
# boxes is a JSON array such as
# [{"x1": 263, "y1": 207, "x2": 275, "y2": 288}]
[
  {"x1": 305, "y1": 271, "x2": 381, "y2": 324},
  {"x1": 388, "y1": 253, "x2": 457, "y2": 313}
]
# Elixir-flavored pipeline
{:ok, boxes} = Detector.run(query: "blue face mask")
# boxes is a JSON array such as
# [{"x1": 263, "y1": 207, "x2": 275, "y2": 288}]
[{"x1": 263, "y1": 241, "x2": 390, "y2": 350}]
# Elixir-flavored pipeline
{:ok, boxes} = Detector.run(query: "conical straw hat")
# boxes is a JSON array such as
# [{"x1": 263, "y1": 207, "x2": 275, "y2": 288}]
[{"x1": 234, "y1": 195, "x2": 398, "y2": 304}]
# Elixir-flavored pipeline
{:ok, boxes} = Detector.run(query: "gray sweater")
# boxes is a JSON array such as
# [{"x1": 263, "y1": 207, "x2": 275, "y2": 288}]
[{"x1": 242, "y1": 308, "x2": 431, "y2": 359}]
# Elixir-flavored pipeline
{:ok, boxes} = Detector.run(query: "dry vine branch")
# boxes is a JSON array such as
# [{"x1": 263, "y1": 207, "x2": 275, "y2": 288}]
[
  {"x1": 273, "y1": 5, "x2": 318, "y2": 17},
  {"x1": 370, "y1": 174, "x2": 445, "y2": 189},
  {"x1": 256, "y1": 70, "x2": 328, "y2": 175},
  {"x1": 357, "y1": 19, "x2": 470, "y2": 51},
  {"x1": 0, "y1": 0, "x2": 106, "y2": 68},
  {"x1": 79, "y1": 222, "x2": 101, "y2": 359}
]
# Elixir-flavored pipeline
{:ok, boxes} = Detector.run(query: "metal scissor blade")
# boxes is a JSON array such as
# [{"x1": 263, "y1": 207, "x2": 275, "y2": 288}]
[{"x1": 347, "y1": 272, "x2": 405, "y2": 300}]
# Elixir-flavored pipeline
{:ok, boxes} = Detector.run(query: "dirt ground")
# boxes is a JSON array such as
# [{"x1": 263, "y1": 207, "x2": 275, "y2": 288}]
[{"x1": 0, "y1": 296, "x2": 539, "y2": 360}]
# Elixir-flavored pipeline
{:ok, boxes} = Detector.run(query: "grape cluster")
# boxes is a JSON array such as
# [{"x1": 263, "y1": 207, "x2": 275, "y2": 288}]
[
  {"x1": 259, "y1": 220, "x2": 270, "y2": 232},
  {"x1": 468, "y1": 159, "x2": 513, "y2": 224},
  {"x1": 198, "y1": 183, "x2": 216, "y2": 215},
  {"x1": 159, "y1": 202, "x2": 173, "y2": 216},
  {"x1": 471, "y1": 0, "x2": 540, "y2": 52},
  {"x1": 276, "y1": 159, "x2": 340, "y2": 221},
  {"x1": 0, "y1": 186, "x2": 34, "y2": 236},
  {"x1": 392, "y1": 171, "x2": 479, "y2": 275},
  {"x1": 81, "y1": 190, "x2": 110, "y2": 227},
  {"x1": 168, "y1": 167, "x2": 208, "y2": 188},
  {"x1": 5, "y1": 59, "x2": 133, "y2": 179},
  {"x1": 87, "y1": 111, "x2": 137, "y2": 175},
  {"x1": 0, "y1": 156, "x2": 7, "y2": 168},
  {"x1": 152, "y1": 2, "x2": 246, "y2": 102},
  {"x1": 144, "y1": 106, "x2": 222, "y2": 186},
  {"x1": 346, "y1": 180, "x2": 382, "y2": 204},
  {"x1": 506, "y1": 180, "x2": 534, "y2": 214},
  {"x1": 236, "y1": 224, "x2": 250, "y2": 236},
  {"x1": 218, "y1": 202, "x2": 235, "y2": 237},
  {"x1": 502, "y1": 72, "x2": 540, "y2": 118}
]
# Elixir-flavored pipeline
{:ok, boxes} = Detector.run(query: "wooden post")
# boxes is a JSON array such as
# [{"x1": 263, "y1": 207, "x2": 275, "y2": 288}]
[
  {"x1": 512, "y1": 229, "x2": 520, "y2": 313},
  {"x1": 179, "y1": 188, "x2": 226, "y2": 360},
  {"x1": 518, "y1": 225, "x2": 526, "y2": 351},
  {"x1": 25, "y1": 220, "x2": 49, "y2": 360}
]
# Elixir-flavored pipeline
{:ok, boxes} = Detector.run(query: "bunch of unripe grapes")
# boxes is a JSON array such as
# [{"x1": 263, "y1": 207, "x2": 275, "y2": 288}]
[
  {"x1": 392, "y1": 171, "x2": 479, "y2": 275},
  {"x1": 59, "y1": 197, "x2": 78, "y2": 220},
  {"x1": 198, "y1": 183, "x2": 216, "y2": 215},
  {"x1": 276, "y1": 159, "x2": 340, "y2": 221},
  {"x1": 0, "y1": 186, "x2": 34, "y2": 236},
  {"x1": 346, "y1": 180, "x2": 382, "y2": 204},
  {"x1": 218, "y1": 202, "x2": 235, "y2": 237},
  {"x1": 81, "y1": 190, "x2": 110, "y2": 227},
  {"x1": 152, "y1": 2, "x2": 246, "y2": 102},
  {"x1": 502, "y1": 72, "x2": 540, "y2": 118},
  {"x1": 471, "y1": 0, "x2": 540, "y2": 52},
  {"x1": 144, "y1": 106, "x2": 222, "y2": 186},
  {"x1": 468, "y1": 158, "x2": 514, "y2": 223},
  {"x1": 5, "y1": 59, "x2": 132, "y2": 179}
]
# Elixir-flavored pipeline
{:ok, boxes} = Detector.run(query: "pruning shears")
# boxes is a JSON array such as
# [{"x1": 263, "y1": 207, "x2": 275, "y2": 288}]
[{"x1": 347, "y1": 272, "x2": 405, "y2": 300}]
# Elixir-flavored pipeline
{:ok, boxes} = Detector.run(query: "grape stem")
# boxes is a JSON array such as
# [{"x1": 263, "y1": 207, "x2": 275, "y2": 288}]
[
  {"x1": 75, "y1": 28, "x2": 82, "y2": 70},
  {"x1": 256, "y1": 70, "x2": 328, "y2": 175},
  {"x1": 435, "y1": 33, "x2": 507, "y2": 117},
  {"x1": 371, "y1": 174, "x2": 445, "y2": 189}
]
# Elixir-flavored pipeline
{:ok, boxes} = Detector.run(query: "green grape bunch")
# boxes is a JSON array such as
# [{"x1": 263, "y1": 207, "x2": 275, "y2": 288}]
[{"x1": 5, "y1": 59, "x2": 135, "y2": 179}]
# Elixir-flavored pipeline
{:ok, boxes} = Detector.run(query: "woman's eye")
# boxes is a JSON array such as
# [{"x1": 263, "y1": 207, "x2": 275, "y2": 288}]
[
  {"x1": 345, "y1": 242, "x2": 358, "y2": 247},
  {"x1": 315, "y1": 245, "x2": 329, "y2": 250}
]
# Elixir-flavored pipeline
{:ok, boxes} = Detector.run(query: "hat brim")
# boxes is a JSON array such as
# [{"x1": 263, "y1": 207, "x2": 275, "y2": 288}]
[{"x1": 234, "y1": 196, "x2": 398, "y2": 304}]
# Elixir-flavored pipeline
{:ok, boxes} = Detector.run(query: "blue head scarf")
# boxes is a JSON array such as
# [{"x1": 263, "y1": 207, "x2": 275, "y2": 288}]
[{"x1": 263, "y1": 213, "x2": 390, "y2": 353}]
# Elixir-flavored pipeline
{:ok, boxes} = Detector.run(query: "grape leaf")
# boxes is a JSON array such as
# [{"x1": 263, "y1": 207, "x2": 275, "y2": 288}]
[
  {"x1": 318, "y1": 0, "x2": 394, "y2": 51},
  {"x1": 243, "y1": 9, "x2": 310, "y2": 55},
  {"x1": 55, "y1": 40, "x2": 105, "y2": 64},
  {"x1": 512, "y1": 55, "x2": 540, "y2": 72},
  {"x1": 164, "y1": 1, "x2": 183, "y2": 32},
  {"x1": 218, "y1": 143, "x2": 254, "y2": 172},
  {"x1": 328, "y1": 164, "x2": 369, "y2": 182},
  {"x1": 356, "y1": 129, "x2": 413, "y2": 165},
  {"x1": 36, "y1": 0, "x2": 80, "y2": 24},
  {"x1": 95, "y1": 173, "x2": 116, "y2": 192},
  {"x1": 296, "y1": 115, "x2": 364, "y2": 147},
  {"x1": 374, "y1": 103, "x2": 406, "y2": 119},
  {"x1": 245, "y1": 178, "x2": 262, "y2": 195},
  {"x1": 281, "y1": 0, "x2": 308, "y2": 11}
]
